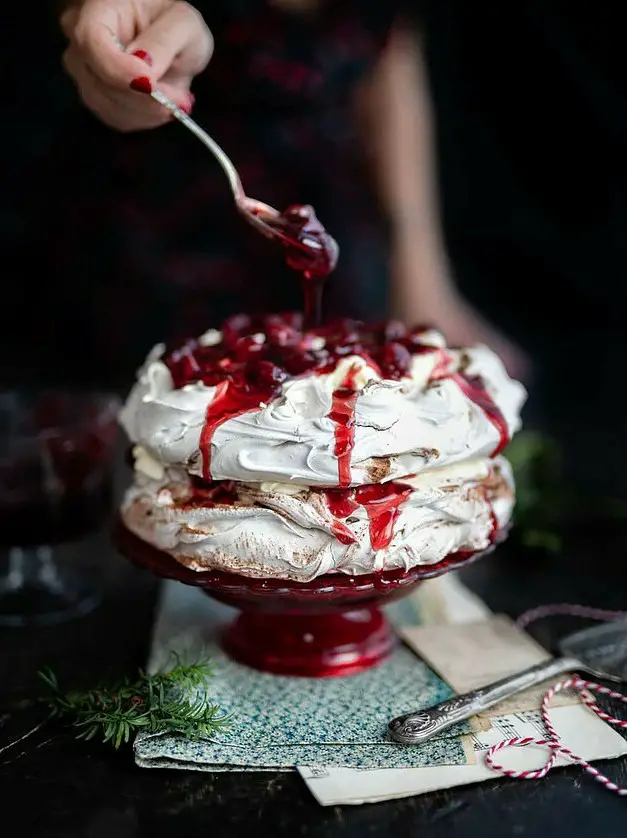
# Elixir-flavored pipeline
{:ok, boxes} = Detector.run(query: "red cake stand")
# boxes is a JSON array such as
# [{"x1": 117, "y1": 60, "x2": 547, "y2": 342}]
[{"x1": 115, "y1": 521, "x2": 501, "y2": 678}]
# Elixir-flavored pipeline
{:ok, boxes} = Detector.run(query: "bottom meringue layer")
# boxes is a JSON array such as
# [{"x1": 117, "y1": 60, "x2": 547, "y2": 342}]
[{"x1": 120, "y1": 457, "x2": 514, "y2": 583}]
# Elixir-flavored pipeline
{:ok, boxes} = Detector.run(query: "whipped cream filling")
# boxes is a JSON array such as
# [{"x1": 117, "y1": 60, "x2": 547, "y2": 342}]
[
  {"x1": 120, "y1": 338, "x2": 526, "y2": 488},
  {"x1": 121, "y1": 457, "x2": 514, "y2": 582}
]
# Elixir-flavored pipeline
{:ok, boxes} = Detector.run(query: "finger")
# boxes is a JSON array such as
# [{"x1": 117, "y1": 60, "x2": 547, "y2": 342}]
[
  {"x1": 71, "y1": 3, "x2": 156, "y2": 91},
  {"x1": 63, "y1": 47, "x2": 173, "y2": 131},
  {"x1": 86, "y1": 87, "x2": 172, "y2": 132},
  {"x1": 65, "y1": 44, "x2": 192, "y2": 124},
  {"x1": 128, "y1": 45, "x2": 196, "y2": 113},
  {"x1": 59, "y1": 7, "x2": 79, "y2": 39},
  {"x1": 127, "y1": 1, "x2": 213, "y2": 85}
]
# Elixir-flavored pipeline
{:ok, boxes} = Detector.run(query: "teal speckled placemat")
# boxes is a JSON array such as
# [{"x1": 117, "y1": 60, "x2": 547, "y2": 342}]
[{"x1": 134, "y1": 582, "x2": 470, "y2": 771}]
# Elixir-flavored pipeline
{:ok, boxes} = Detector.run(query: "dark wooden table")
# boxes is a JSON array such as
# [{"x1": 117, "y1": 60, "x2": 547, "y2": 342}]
[{"x1": 1, "y1": 515, "x2": 626, "y2": 838}]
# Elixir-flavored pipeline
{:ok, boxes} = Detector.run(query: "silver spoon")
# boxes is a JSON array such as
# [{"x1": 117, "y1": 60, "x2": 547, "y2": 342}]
[
  {"x1": 389, "y1": 619, "x2": 627, "y2": 746},
  {"x1": 148, "y1": 89, "x2": 289, "y2": 242},
  {"x1": 112, "y1": 35, "x2": 306, "y2": 247}
]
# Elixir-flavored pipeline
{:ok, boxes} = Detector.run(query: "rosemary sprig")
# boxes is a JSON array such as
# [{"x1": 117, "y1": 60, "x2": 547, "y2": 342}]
[
  {"x1": 506, "y1": 430, "x2": 627, "y2": 552},
  {"x1": 506, "y1": 431, "x2": 564, "y2": 552},
  {"x1": 38, "y1": 655, "x2": 229, "y2": 749}
]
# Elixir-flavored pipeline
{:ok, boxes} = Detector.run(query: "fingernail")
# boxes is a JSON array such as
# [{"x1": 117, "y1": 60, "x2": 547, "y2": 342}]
[
  {"x1": 179, "y1": 102, "x2": 192, "y2": 115},
  {"x1": 132, "y1": 49, "x2": 153, "y2": 67},
  {"x1": 130, "y1": 76, "x2": 152, "y2": 94}
]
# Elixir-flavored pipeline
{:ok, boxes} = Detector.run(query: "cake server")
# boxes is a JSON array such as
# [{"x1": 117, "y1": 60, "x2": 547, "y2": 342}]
[{"x1": 389, "y1": 618, "x2": 627, "y2": 745}]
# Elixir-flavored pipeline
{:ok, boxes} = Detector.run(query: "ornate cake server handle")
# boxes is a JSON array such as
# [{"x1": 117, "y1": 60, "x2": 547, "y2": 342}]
[{"x1": 388, "y1": 656, "x2": 582, "y2": 745}]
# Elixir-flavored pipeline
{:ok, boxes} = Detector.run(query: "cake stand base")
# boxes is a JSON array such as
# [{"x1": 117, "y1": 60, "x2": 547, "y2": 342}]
[{"x1": 222, "y1": 606, "x2": 396, "y2": 677}]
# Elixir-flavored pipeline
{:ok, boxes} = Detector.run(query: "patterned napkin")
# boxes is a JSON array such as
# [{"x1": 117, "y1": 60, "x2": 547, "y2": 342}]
[{"x1": 134, "y1": 581, "x2": 471, "y2": 771}]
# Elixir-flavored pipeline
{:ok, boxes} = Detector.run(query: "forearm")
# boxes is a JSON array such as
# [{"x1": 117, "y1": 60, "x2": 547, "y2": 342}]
[{"x1": 357, "y1": 25, "x2": 452, "y2": 313}]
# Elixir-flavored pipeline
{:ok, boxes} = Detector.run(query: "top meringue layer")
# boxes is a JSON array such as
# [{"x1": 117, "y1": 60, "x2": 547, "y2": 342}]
[{"x1": 120, "y1": 318, "x2": 526, "y2": 488}]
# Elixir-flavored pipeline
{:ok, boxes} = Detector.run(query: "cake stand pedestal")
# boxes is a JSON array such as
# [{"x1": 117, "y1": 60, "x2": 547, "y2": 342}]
[{"x1": 115, "y1": 521, "x2": 499, "y2": 677}]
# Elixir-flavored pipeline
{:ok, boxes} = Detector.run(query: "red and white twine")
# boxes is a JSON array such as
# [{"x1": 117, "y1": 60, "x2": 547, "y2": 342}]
[
  {"x1": 515, "y1": 603, "x2": 627, "y2": 631},
  {"x1": 485, "y1": 603, "x2": 627, "y2": 796}
]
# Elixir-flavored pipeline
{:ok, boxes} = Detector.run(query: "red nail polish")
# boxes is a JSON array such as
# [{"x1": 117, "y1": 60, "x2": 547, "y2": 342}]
[
  {"x1": 178, "y1": 93, "x2": 195, "y2": 115},
  {"x1": 130, "y1": 76, "x2": 152, "y2": 94},
  {"x1": 132, "y1": 49, "x2": 153, "y2": 67}
]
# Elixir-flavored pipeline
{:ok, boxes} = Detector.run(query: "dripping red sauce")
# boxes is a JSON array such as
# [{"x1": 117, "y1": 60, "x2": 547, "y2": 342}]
[
  {"x1": 325, "y1": 489, "x2": 358, "y2": 519},
  {"x1": 324, "y1": 483, "x2": 412, "y2": 551},
  {"x1": 250, "y1": 204, "x2": 339, "y2": 329},
  {"x1": 418, "y1": 346, "x2": 510, "y2": 458},
  {"x1": 330, "y1": 364, "x2": 359, "y2": 489},
  {"x1": 177, "y1": 477, "x2": 240, "y2": 509},
  {"x1": 197, "y1": 380, "x2": 274, "y2": 479},
  {"x1": 163, "y1": 315, "x2": 511, "y2": 480},
  {"x1": 480, "y1": 480, "x2": 501, "y2": 544},
  {"x1": 454, "y1": 373, "x2": 509, "y2": 457},
  {"x1": 488, "y1": 504, "x2": 499, "y2": 542}
]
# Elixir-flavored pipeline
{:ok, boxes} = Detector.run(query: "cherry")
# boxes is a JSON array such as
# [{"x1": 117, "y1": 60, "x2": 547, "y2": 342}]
[
  {"x1": 234, "y1": 335, "x2": 266, "y2": 362},
  {"x1": 265, "y1": 323, "x2": 300, "y2": 347},
  {"x1": 336, "y1": 342, "x2": 365, "y2": 357},
  {"x1": 379, "y1": 342, "x2": 412, "y2": 379},
  {"x1": 194, "y1": 344, "x2": 224, "y2": 364},
  {"x1": 201, "y1": 368, "x2": 232, "y2": 387},
  {"x1": 280, "y1": 349, "x2": 324, "y2": 375},
  {"x1": 246, "y1": 360, "x2": 288, "y2": 391},
  {"x1": 276, "y1": 312, "x2": 303, "y2": 330},
  {"x1": 164, "y1": 312, "x2": 445, "y2": 392},
  {"x1": 223, "y1": 313, "x2": 252, "y2": 334},
  {"x1": 382, "y1": 320, "x2": 407, "y2": 342}
]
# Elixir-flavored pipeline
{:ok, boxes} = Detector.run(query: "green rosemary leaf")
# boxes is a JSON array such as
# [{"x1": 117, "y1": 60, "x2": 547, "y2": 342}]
[
  {"x1": 115, "y1": 722, "x2": 124, "y2": 750},
  {"x1": 38, "y1": 668, "x2": 59, "y2": 692},
  {"x1": 38, "y1": 656, "x2": 228, "y2": 749},
  {"x1": 77, "y1": 724, "x2": 98, "y2": 742}
]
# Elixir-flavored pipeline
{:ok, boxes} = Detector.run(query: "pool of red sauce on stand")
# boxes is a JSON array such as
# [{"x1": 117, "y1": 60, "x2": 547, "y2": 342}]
[{"x1": 162, "y1": 202, "x2": 508, "y2": 552}]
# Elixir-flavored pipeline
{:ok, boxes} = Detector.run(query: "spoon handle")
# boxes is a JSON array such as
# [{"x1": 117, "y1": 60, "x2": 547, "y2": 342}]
[
  {"x1": 149, "y1": 89, "x2": 244, "y2": 200},
  {"x1": 150, "y1": 90, "x2": 284, "y2": 239},
  {"x1": 388, "y1": 656, "x2": 582, "y2": 745}
]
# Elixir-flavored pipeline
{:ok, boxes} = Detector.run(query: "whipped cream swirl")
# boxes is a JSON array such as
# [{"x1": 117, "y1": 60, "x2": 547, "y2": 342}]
[{"x1": 120, "y1": 333, "x2": 526, "y2": 488}]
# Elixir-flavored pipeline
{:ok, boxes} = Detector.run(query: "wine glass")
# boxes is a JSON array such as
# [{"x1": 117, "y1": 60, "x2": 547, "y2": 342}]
[{"x1": 0, "y1": 390, "x2": 120, "y2": 627}]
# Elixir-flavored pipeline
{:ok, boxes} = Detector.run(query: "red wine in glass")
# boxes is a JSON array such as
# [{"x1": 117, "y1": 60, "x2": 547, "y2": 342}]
[{"x1": 0, "y1": 391, "x2": 120, "y2": 627}]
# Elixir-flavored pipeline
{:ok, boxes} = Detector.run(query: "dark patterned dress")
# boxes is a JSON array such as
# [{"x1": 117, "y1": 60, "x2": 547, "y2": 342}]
[{"x1": 23, "y1": 1, "x2": 398, "y2": 386}]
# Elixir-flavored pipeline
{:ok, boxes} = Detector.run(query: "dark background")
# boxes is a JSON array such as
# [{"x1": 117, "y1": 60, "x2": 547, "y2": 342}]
[
  {"x1": 5, "y1": 1, "x2": 627, "y2": 499},
  {"x1": 1, "y1": 3, "x2": 627, "y2": 834},
  {"x1": 422, "y1": 1, "x2": 627, "y2": 501}
]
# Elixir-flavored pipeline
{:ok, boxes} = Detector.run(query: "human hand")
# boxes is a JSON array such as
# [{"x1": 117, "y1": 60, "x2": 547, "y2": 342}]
[
  {"x1": 61, "y1": 0, "x2": 213, "y2": 131},
  {"x1": 391, "y1": 246, "x2": 532, "y2": 382},
  {"x1": 417, "y1": 287, "x2": 532, "y2": 382}
]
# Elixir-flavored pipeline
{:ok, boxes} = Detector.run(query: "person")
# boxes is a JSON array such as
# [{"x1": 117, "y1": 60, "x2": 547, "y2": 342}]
[{"x1": 23, "y1": 0, "x2": 525, "y2": 388}]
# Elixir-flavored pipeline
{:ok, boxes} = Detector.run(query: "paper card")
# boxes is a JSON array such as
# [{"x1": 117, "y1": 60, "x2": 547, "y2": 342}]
[
  {"x1": 400, "y1": 615, "x2": 578, "y2": 718},
  {"x1": 402, "y1": 615, "x2": 550, "y2": 692},
  {"x1": 298, "y1": 704, "x2": 627, "y2": 805}
]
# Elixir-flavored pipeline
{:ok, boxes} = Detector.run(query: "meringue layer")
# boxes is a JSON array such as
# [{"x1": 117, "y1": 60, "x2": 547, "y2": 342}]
[
  {"x1": 121, "y1": 457, "x2": 514, "y2": 583},
  {"x1": 120, "y1": 339, "x2": 526, "y2": 488}
]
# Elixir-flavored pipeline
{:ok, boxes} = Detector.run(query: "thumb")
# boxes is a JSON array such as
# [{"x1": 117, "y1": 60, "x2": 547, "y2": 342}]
[
  {"x1": 66, "y1": 2, "x2": 154, "y2": 91},
  {"x1": 127, "y1": 2, "x2": 213, "y2": 87}
]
